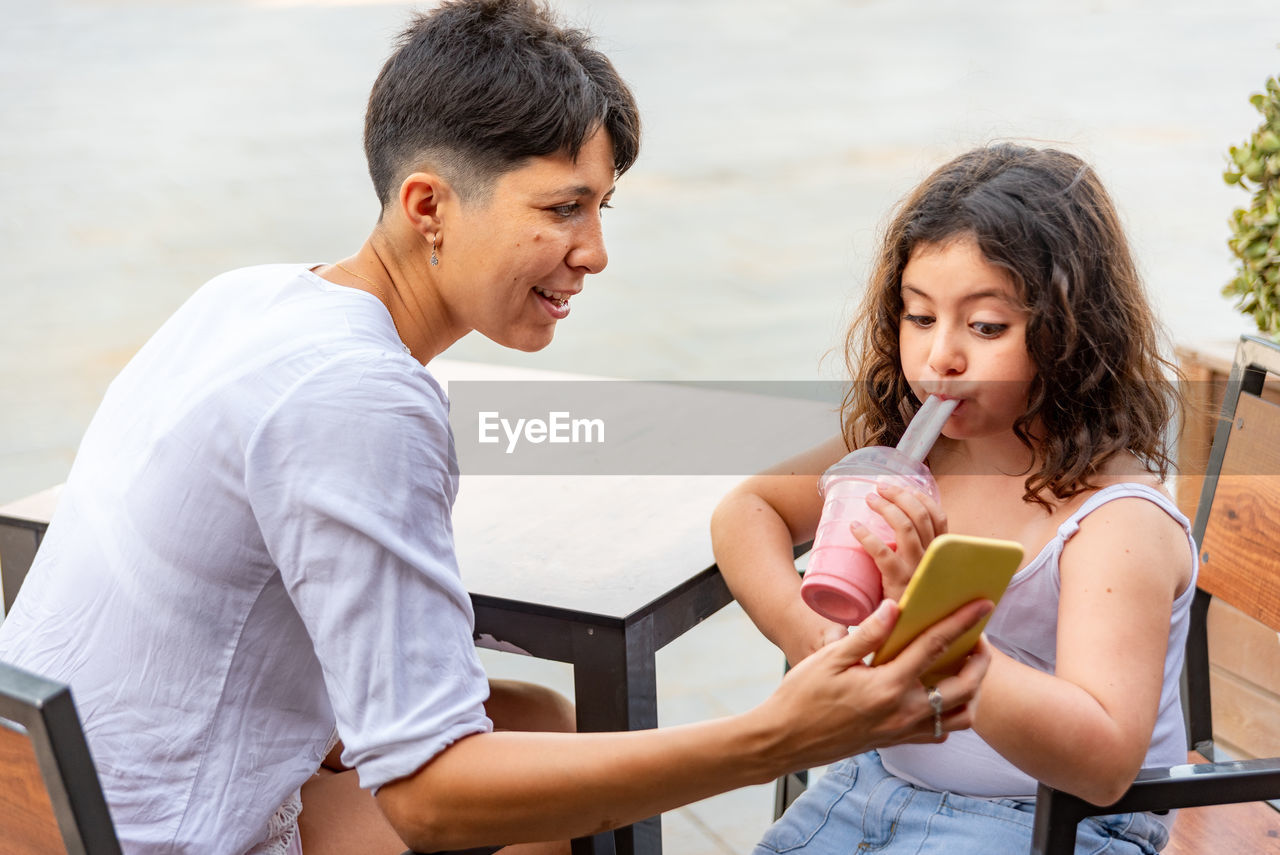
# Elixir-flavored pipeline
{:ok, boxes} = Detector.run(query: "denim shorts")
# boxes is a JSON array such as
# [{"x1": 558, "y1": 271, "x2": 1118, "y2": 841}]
[{"x1": 755, "y1": 752, "x2": 1169, "y2": 855}]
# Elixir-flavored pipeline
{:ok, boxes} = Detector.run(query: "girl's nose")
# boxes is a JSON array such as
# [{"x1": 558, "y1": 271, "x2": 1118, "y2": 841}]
[{"x1": 928, "y1": 330, "x2": 966, "y2": 376}]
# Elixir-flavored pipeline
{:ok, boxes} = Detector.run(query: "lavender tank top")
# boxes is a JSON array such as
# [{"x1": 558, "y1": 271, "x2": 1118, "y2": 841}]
[{"x1": 878, "y1": 483, "x2": 1198, "y2": 804}]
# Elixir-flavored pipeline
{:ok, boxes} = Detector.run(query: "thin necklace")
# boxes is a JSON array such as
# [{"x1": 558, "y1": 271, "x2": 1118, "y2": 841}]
[{"x1": 333, "y1": 261, "x2": 411, "y2": 356}]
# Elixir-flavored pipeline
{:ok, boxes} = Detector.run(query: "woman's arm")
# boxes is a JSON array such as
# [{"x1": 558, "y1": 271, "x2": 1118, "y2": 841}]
[
  {"x1": 377, "y1": 597, "x2": 994, "y2": 851},
  {"x1": 972, "y1": 497, "x2": 1192, "y2": 805},
  {"x1": 710, "y1": 435, "x2": 849, "y2": 665}
]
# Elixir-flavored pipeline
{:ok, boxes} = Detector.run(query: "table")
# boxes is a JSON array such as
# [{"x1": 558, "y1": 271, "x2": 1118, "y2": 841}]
[
  {"x1": 0, "y1": 485, "x2": 61, "y2": 615},
  {"x1": 431, "y1": 359, "x2": 836, "y2": 855},
  {"x1": 456, "y1": 473, "x2": 738, "y2": 855},
  {"x1": 0, "y1": 359, "x2": 840, "y2": 855}
]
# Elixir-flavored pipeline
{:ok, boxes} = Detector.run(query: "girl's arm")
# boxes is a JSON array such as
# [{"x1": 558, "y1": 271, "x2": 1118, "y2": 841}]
[
  {"x1": 710, "y1": 435, "x2": 849, "y2": 665},
  {"x1": 971, "y1": 496, "x2": 1193, "y2": 805}
]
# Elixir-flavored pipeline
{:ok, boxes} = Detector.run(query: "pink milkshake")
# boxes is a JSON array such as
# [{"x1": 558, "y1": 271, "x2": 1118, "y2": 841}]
[{"x1": 799, "y1": 395, "x2": 958, "y2": 625}]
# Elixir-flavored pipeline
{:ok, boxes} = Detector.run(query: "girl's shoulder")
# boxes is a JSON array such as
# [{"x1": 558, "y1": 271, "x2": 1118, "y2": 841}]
[
  {"x1": 1039, "y1": 454, "x2": 1176, "y2": 539},
  {"x1": 1088, "y1": 451, "x2": 1171, "y2": 501},
  {"x1": 1058, "y1": 481, "x2": 1194, "y2": 595},
  {"x1": 1060, "y1": 455, "x2": 1193, "y2": 587}
]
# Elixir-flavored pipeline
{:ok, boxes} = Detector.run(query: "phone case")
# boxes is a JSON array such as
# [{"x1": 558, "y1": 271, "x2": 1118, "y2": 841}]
[{"x1": 868, "y1": 533, "x2": 1024, "y2": 683}]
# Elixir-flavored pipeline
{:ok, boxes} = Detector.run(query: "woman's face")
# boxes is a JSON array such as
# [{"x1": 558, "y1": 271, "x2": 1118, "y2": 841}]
[
  {"x1": 439, "y1": 128, "x2": 616, "y2": 352},
  {"x1": 897, "y1": 236, "x2": 1036, "y2": 442}
]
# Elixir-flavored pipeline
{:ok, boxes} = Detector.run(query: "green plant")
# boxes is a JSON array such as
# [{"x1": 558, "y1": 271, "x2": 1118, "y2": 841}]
[{"x1": 1223, "y1": 74, "x2": 1280, "y2": 336}]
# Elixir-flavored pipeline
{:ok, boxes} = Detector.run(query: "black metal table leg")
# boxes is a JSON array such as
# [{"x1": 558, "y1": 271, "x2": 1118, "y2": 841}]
[
  {"x1": 572, "y1": 615, "x2": 661, "y2": 855},
  {"x1": 471, "y1": 568, "x2": 732, "y2": 855}
]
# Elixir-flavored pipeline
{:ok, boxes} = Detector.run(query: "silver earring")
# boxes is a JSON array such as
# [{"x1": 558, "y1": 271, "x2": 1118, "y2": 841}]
[{"x1": 430, "y1": 235, "x2": 439, "y2": 267}]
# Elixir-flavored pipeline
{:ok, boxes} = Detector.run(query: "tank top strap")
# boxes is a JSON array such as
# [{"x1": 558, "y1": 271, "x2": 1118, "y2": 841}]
[{"x1": 1056, "y1": 483, "x2": 1189, "y2": 542}]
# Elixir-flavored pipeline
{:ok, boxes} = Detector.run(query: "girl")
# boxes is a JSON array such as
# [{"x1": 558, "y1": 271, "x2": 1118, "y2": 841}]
[{"x1": 712, "y1": 144, "x2": 1196, "y2": 855}]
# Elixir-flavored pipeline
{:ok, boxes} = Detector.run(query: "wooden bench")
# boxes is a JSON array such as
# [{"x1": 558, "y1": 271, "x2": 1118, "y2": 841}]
[{"x1": 1031, "y1": 334, "x2": 1280, "y2": 853}]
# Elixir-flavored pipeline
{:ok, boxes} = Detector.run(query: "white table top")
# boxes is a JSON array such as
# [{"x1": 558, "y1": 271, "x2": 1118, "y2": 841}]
[
  {"x1": 0, "y1": 485, "x2": 62, "y2": 526},
  {"x1": 430, "y1": 359, "x2": 836, "y2": 618},
  {"x1": 451, "y1": 473, "x2": 739, "y2": 618}
]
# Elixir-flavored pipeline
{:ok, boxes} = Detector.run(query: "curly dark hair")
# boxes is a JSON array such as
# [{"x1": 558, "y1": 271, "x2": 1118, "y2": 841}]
[
  {"x1": 841, "y1": 144, "x2": 1182, "y2": 508},
  {"x1": 364, "y1": 0, "x2": 640, "y2": 210}
]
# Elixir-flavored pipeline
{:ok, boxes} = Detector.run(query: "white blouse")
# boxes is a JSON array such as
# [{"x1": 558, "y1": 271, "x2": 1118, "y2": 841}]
[{"x1": 0, "y1": 265, "x2": 491, "y2": 854}]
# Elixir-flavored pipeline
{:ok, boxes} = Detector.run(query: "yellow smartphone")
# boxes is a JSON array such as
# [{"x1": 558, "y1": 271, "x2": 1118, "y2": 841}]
[{"x1": 869, "y1": 533, "x2": 1024, "y2": 684}]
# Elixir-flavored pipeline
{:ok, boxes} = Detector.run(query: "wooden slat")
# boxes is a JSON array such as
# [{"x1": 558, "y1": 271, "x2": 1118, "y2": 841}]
[
  {"x1": 1208, "y1": 598, "x2": 1280, "y2": 701},
  {"x1": 1175, "y1": 341, "x2": 1280, "y2": 521},
  {"x1": 0, "y1": 722, "x2": 68, "y2": 854},
  {"x1": 1209, "y1": 668, "x2": 1280, "y2": 760},
  {"x1": 1207, "y1": 596, "x2": 1280, "y2": 763},
  {"x1": 1198, "y1": 393, "x2": 1280, "y2": 631},
  {"x1": 1175, "y1": 350, "x2": 1231, "y2": 520}
]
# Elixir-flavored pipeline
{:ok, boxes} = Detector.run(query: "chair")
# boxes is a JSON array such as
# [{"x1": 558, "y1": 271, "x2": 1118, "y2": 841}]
[
  {"x1": 1030, "y1": 333, "x2": 1280, "y2": 854},
  {"x1": 0, "y1": 659, "x2": 121, "y2": 855}
]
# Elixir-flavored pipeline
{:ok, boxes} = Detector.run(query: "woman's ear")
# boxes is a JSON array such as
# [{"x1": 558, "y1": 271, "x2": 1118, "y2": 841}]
[{"x1": 397, "y1": 171, "x2": 451, "y2": 242}]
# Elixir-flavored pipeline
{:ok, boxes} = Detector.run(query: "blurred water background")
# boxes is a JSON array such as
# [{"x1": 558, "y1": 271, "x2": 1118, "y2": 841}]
[{"x1": 3, "y1": 0, "x2": 1280, "y2": 502}]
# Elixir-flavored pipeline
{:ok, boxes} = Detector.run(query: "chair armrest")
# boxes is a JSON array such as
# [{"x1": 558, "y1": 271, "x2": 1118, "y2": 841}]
[
  {"x1": 1106, "y1": 757, "x2": 1280, "y2": 813},
  {"x1": 1030, "y1": 757, "x2": 1280, "y2": 855}
]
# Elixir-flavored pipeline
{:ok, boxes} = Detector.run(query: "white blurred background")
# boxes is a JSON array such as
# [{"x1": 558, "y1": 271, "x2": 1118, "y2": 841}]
[{"x1": 3, "y1": 0, "x2": 1278, "y2": 501}]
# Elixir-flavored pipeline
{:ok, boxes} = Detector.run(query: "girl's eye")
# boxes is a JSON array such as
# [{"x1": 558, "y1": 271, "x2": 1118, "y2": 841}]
[
  {"x1": 903, "y1": 313, "x2": 935, "y2": 328},
  {"x1": 600, "y1": 200, "x2": 614, "y2": 213},
  {"x1": 972, "y1": 321, "x2": 1008, "y2": 338}
]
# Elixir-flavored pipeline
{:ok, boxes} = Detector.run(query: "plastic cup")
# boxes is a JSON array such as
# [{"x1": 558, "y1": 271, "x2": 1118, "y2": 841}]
[{"x1": 799, "y1": 446, "x2": 941, "y2": 625}]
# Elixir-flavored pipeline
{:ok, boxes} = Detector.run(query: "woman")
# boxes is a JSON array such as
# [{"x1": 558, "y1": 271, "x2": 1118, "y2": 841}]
[{"x1": 0, "y1": 2, "x2": 991, "y2": 854}]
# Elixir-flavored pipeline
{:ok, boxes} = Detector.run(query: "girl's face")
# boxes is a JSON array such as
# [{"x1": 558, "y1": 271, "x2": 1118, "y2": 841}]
[{"x1": 897, "y1": 236, "x2": 1036, "y2": 442}]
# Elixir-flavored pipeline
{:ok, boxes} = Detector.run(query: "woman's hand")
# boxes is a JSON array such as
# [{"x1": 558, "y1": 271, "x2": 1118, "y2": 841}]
[
  {"x1": 754, "y1": 597, "x2": 993, "y2": 772},
  {"x1": 852, "y1": 482, "x2": 948, "y2": 602}
]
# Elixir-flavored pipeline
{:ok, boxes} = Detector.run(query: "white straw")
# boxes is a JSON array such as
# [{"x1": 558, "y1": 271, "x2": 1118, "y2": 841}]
[{"x1": 895, "y1": 396, "x2": 959, "y2": 463}]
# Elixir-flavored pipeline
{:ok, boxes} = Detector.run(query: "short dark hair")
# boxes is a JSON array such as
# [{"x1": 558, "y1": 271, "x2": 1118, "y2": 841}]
[
  {"x1": 842, "y1": 144, "x2": 1182, "y2": 507},
  {"x1": 364, "y1": 0, "x2": 641, "y2": 209}
]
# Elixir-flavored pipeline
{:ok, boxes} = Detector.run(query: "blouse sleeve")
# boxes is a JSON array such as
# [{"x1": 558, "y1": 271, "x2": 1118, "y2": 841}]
[{"x1": 244, "y1": 352, "x2": 491, "y2": 791}]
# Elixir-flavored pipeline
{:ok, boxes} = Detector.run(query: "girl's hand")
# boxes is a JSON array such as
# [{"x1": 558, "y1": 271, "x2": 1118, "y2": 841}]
[
  {"x1": 852, "y1": 482, "x2": 948, "y2": 602},
  {"x1": 778, "y1": 597, "x2": 848, "y2": 667}
]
